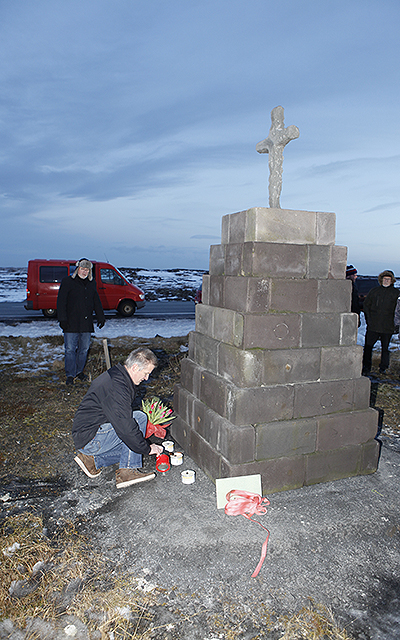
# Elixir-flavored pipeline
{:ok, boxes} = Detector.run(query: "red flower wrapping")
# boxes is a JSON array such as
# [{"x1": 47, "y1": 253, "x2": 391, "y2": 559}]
[{"x1": 145, "y1": 420, "x2": 171, "y2": 439}]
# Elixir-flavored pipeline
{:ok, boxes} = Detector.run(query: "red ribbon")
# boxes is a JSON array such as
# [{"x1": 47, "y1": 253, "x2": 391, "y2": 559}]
[
  {"x1": 224, "y1": 489, "x2": 270, "y2": 578},
  {"x1": 145, "y1": 420, "x2": 171, "y2": 439}
]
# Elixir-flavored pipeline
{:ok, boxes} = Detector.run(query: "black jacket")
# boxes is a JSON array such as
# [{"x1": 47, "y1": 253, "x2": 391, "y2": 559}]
[
  {"x1": 72, "y1": 363, "x2": 151, "y2": 455},
  {"x1": 57, "y1": 275, "x2": 105, "y2": 332},
  {"x1": 363, "y1": 284, "x2": 399, "y2": 334}
]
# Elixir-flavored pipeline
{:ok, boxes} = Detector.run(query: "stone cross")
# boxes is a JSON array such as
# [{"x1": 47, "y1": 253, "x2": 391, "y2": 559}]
[{"x1": 256, "y1": 105, "x2": 299, "y2": 208}]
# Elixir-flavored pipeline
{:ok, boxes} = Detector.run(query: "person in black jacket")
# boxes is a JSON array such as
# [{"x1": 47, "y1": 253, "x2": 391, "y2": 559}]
[
  {"x1": 362, "y1": 269, "x2": 399, "y2": 375},
  {"x1": 346, "y1": 264, "x2": 361, "y2": 326},
  {"x1": 72, "y1": 348, "x2": 163, "y2": 488},
  {"x1": 57, "y1": 258, "x2": 105, "y2": 385}
]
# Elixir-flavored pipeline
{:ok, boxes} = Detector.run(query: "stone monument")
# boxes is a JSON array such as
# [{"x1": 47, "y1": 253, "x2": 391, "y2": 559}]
[{"x1": 172, "y1": 106, "x2": 380, "y2": 493}]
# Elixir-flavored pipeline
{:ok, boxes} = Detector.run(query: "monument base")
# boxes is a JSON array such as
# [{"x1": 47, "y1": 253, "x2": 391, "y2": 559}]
[{"x1": 172, "y1": 207, "x2": 380, "y2": 493}]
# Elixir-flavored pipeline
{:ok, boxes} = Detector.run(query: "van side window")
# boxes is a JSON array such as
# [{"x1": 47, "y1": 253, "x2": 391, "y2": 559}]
[
  {"x1": 40, "y1": 266, "x2": 68, "y2": 283},
  {"x1": 100, "y1": 268, "x2": 125, "y2": 286}
]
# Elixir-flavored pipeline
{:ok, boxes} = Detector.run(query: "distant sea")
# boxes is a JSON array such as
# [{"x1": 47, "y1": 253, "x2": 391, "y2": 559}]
[{"x1": 0, "y1": 267, "x2": 206, "y2": 303}]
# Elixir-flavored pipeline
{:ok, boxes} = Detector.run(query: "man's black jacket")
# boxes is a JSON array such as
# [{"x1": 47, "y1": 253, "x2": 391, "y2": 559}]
[
  {"x1": 57, "y1": 275, "x2": 105, "y2": 332},
  {"x1": 72, "y1": 363, "x2": 151, "y2": 455}
]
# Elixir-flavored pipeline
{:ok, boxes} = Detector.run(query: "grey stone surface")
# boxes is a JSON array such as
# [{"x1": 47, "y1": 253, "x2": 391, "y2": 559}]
[{"x1": 256, "y1": 105, "x2": 299, "y2": 208}]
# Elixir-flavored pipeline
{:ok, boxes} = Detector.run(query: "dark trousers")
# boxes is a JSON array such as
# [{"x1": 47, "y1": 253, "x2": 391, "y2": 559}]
[{"x1": 362, "y1": 330, "x2": 392, "y2": 372}]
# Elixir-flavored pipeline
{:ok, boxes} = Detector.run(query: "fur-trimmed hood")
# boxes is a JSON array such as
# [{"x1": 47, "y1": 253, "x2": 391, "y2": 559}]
[{"x1": 378, "y1": 270, "x2": 396, "y2": 286}]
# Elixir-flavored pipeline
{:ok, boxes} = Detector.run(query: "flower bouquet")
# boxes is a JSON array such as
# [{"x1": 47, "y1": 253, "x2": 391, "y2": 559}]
[{"x1": 142, "y1": 396, "x2": 175, "y2": 439}]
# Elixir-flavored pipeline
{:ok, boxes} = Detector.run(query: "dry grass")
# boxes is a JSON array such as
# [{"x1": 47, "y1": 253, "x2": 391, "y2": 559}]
[
  {"x1": 0, "y1": 512, "x2": 160, "y2": 638},
  {"x1": 279, "y1": 602, "x2": 354, "y2": 640}
]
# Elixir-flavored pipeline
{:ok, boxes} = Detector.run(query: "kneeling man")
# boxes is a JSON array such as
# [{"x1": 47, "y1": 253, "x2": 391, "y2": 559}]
[{"x1": 72, "y1": 348, "x2": 163, "y2": 488}]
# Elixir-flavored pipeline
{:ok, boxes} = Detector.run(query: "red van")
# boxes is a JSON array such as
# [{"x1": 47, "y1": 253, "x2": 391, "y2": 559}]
[{"x1": 25, "y1": 259, "x2": 145, "y2": 318}]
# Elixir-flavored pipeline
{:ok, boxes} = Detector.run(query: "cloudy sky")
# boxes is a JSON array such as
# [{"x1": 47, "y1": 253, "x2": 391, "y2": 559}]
[{"x1": 1, "y1": 0, "x2": 399, "y2": 273}]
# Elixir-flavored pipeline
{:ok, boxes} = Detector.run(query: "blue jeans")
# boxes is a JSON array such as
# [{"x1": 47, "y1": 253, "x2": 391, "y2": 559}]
[
  {"x1": 79, "y1": 411, "x2": 147, "y2": 470},
  {"x1": 64, "y1": 332, "x2": 92, "y2": 378}
]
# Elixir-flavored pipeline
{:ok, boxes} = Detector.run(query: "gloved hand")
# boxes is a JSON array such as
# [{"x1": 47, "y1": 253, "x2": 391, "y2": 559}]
[
  {"x1": 394, "y1": 325, "x2": 399, "y2": 335},
  {"x1": 59, "y1": 321, "x2": 68, "y2": 332},
  {"x1": 97, "y1": 320, "x2": 105, "y2": 329}
]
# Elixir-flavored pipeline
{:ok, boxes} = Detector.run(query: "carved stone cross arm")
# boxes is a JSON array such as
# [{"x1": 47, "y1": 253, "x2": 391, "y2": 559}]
[{"x1": 256, "y1": 105, "x2": 299, "y2": 208}]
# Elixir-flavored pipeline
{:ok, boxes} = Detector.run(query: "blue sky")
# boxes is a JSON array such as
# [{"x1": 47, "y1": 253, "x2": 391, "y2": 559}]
[{"x1": 1, "y1": 0, "x2": 399, "y2": 273}]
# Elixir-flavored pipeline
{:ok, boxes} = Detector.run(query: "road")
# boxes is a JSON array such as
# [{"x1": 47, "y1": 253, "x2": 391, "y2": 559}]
[{"x1": 0, "y1": 301, "x2": 195, "y2": 322}]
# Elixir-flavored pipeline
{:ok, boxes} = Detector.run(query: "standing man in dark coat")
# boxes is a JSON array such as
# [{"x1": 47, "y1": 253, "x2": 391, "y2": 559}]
[
  {"x1": 57, "y1": 258, "x2": 105, "y2": 385},
  {"x1": 362, "y1": 270, "x2": 399, "y2": 376}
]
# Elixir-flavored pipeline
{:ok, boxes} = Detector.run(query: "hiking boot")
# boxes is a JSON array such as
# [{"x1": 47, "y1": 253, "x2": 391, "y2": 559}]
[
  {"x1": 116, "y1": 468, "x2": 155, "y2": 488},
  {"x1": 66, "y1": 377, "x2": 74, "y2": 385},
  {"x1": 76, "y1": 372, "x2": 88, "y2": 382},
  {"x1": 74, "y1": 452, "x2": 102, "y2": 478}
]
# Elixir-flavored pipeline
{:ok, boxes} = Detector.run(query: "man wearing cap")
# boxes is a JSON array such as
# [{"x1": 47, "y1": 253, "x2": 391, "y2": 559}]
[
  {"x1": 346, "y1": 265, "x2": 361, "y2": 326},
  {"x1": 57, "y1": 258, "x2": 105, "y2": 385},
  {"x1": 362, "y1": 270, "x2": 399, "y2": 376}
]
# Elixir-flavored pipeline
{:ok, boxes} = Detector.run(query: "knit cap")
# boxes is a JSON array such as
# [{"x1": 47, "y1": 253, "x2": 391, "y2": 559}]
[{"x1": 346, "y1": 265, "x2": 357, "y2": 278}]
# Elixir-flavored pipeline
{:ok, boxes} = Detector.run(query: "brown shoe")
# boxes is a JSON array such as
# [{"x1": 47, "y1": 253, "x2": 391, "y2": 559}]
[
  {"x1": 74, "y1": 452, "x2": 102, "y2": 478},
  {"x1": 116, "y1": 468, "x2": 155, "y2": 488}
]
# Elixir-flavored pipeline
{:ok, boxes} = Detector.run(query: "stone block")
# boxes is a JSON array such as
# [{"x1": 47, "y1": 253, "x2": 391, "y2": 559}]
[
  {"x1": 173, "y1": 384, "x2": 194, "y2": 426},
  {"x1": 301, "y1": 313, "x2": 341, "y2": 347},
  {"x1": 294, "y1": 379, "x2": 353, "y2": 419},
  {"x1": 225, "y1": 244, "x2": 243, "y2": 276},
  {"x1": 316, "y1": 408, "x2": 379, "y2": 451},
  {"x1": 227, "y1": 456, "x2": 306, "y2": 493},
  {"x1": 316, "y1": 211, "x2": 336, "y2": 245},
  {"x1": 190, "y1": 429, "x2": 223, "y2": 481},
  {"x1": 361, "y1": 439, "x2": 380, "y2": 474},
  {"x1": 320, "y1": 345, "x2": 363, "y2": 381},
  {"x1": 202, "y1": 274, "x2": 210, "y2": 305},
  {"x1": 263, "y1": 348, "x2": 320, "y2": 384},
  {"x1": 305, "y1": 445, "x2": 362, "y2": 485},
  {"x1": 340, "y1": 313, "x2": 358, "y2": 346},
  {"x1": 270, "y1": 279, "x2": 318, "y2": 312},
  {"x1": 307, "y1": 245, "x2": 330, "y2": 279},
  {"x1": 352, "y1": 376, "x2": 371, "y2": 410},
  {"x1": 223, "y1": 276, "x2": 248, "y2": 311},
  {"x1": 329, "y1": 245, "x2": 347, "y2": 279},
  {"x1": 189, "y1": 331, "x2": 220, "y2": 373},
  {"x1": 208, "y1": 275, "x2": 225, "y2": 308},
  {"x1": 227, "y1": 384, "x2": 294, "y2": 425},
  {"x1": 170, "y1": 414, "x2": 192, "y2": 454},
  {"x1": 195, "y1": 404, "x2": 256, "y2": 463},
  {"x1": 209, "y1": 245, "x2": 225, "y2": 275},
  {"x1": 242, "y1": 242, "x2": 308, "y2": 278},
  {"x1": 224, "y1": 276, "x2": 271, "y2": 313},
  {"x1": 218, "y1": 342, "x2": 263, "y2": 387},
  {"x1": 256, "y1": 418, "x2": 317, "y2": 460},
  {"x1": 213, "y1": 307, "x2": 244, "y2": 347},
  {"x1": 244, "y1": 313, "x2": 301, "y2": 349},
  {"x1": 195, "y1": 303, "x2": 214, "y2": 337},
  {"x1": 180, "y1": 358, "x2": 202, "y2": 396},
  {"x1": 247, "y1": 208, "x2": 316, "y2": 244},
  {"x1": 317, "y1": 279, "x2": 351, "y2": 313},
  {"x1": 199, "y1": 369, "x2": 230, "y2": 417},
  {"x1": 221, "y1": 215, "x2": 230, "y2": 245}
]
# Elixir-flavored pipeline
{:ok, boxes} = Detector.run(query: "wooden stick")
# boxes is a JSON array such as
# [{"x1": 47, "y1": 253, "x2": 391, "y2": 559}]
[{"x1": 102, "y1": 338, "x2": 111, "y2": 370}]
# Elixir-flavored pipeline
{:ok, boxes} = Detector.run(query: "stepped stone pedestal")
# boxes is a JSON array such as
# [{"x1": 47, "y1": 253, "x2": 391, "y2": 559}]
[{"x1": 172, "y1": 207, "x2": 380, "y2": 493}]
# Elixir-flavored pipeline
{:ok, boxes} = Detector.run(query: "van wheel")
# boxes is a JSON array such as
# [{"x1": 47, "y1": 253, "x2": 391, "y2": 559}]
[
  {"x1": 42, "y1": 309, "x2": 57, "y2": 318},
  {"x1": 118, "y1": 300, "x2": 136, "y2": 317}
]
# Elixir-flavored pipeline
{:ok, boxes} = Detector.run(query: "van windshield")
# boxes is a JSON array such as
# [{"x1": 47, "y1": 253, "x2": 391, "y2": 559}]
[{"x1": 100, "y1": 268, "x2": 125, "y2": 286}]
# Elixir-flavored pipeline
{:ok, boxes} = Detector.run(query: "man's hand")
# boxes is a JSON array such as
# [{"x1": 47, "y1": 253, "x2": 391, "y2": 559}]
[
  {"x1": 97, "y1": 320, "x2": 105, "y2": 329},
  {"x1": 149, "y1": 443, "x2": 163, "y2": 456}
]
